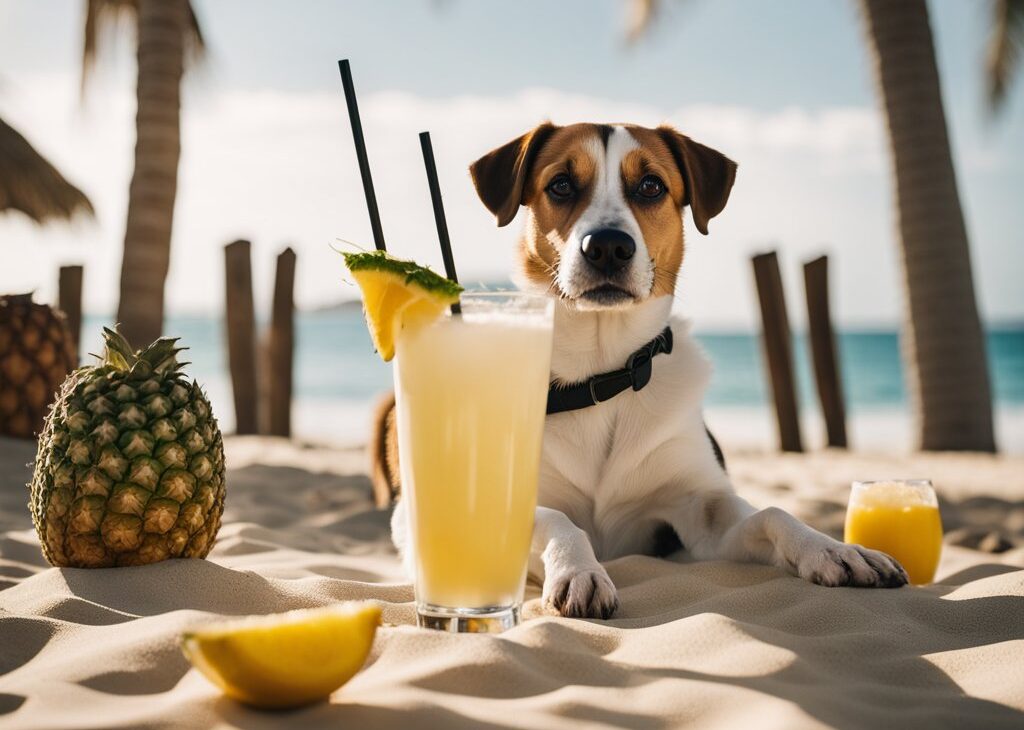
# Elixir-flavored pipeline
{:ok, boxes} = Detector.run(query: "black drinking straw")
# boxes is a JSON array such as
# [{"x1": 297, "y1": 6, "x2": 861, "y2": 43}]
[
  {"x1": 337, "y1": 59, "x2": 386, "y2": 251},
  {"x1": 419, "y1": 131, "x2": 461, "y2": 315}
]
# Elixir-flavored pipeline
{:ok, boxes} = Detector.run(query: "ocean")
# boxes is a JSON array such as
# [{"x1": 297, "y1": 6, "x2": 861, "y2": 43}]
[{"x1": 80, "y1": 313, "x2": 1024, "y2": 453}]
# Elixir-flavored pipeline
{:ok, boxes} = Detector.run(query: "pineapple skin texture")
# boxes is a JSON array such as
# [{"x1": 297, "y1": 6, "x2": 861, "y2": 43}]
[
  {"x1": 28, "y1": 339, "x2": 226, "y2": 568},
  {"x1": 0, "y1": 295, "x2": 76, "y2": 439}
]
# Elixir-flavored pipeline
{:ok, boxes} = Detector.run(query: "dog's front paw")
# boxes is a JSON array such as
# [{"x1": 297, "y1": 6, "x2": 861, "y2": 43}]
[
  {"x1": 544, "y1": 566, "x2": 619, "y2": 619},
  {"x1": 798, "y1": 541, "x2": 908, "y2": 588}
]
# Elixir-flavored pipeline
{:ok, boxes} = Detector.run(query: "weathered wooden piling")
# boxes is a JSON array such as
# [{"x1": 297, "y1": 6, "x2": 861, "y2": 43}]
[
  {"x1": 224, "y1": 239, "x2": 259, "y2": 434},
  {"x1": 263, "y1": 247, "x2": 296, "y2": 437},
  {"x1": 752, "y1": 251, "x2": 803, "y2": 452},
  {"x1": 58, "y1": 265, "x2": 83, "y2": 363},
  {"x1": 803, "y1": 255, "x2": 847, "y2": 448}
]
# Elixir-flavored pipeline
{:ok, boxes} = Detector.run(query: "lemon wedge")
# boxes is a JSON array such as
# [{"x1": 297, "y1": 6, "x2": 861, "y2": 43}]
[
  {"x1": 342, "y1": 250, "x2": 462, "y2": 361},
  {"x1": 180, "y1": 602, "x2": 382, "y2": 709}
]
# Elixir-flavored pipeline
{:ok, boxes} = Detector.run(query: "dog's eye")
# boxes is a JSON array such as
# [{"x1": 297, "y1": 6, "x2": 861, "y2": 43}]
[
  {"x1": 636, "y1": 175, "x2": 666, "y2": 200},
  {"x1": 546, "y1": 175, "x2": 575, "y2": 200}
]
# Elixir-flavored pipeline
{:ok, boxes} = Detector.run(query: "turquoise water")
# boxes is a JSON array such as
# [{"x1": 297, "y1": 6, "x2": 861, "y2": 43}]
[{"x1": 81, "y1": 311, "x2": 1023, "y2": 411}]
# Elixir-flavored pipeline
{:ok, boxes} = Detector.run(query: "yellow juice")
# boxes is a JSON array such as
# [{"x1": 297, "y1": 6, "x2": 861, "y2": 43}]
[
  {"x1": 844, "y1": 481, "x2": 943, "y2": 585},
  {"x1": 394, "y1": 298, "x2": 553, "y2": 610}
]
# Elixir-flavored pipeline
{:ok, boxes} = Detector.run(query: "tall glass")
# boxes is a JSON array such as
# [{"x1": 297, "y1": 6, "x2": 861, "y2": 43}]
[
  {"x1": 393, "y1": 292, "x2": 554, "y2": 632},
  {"x1": 844, "y1": 479, "x2": 943, "y2": 585}
]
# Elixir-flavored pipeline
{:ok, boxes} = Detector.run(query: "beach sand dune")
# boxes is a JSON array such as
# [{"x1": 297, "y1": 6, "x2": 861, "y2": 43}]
[{"x1": 1, "y1": 435, "x2": 1023, "y2": 729}]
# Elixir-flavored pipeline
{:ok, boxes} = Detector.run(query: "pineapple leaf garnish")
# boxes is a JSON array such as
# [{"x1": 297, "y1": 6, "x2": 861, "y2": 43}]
[{"x1": 340, "y1": 250, "x2": 462, "y2": 299}]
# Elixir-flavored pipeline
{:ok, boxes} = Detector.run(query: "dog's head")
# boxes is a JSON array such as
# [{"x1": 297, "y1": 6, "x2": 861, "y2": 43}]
[{"x1": 470, "y1": 123, "x2": 736, "y2": 310}]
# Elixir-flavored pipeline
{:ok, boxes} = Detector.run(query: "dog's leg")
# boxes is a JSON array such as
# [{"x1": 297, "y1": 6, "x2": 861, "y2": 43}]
[
  {"x1": 529, "y1": 506, "x2": 619, "y2": 619},
  {"x1": 670, "y1": 472, "x2": 908, "y2": 588}
]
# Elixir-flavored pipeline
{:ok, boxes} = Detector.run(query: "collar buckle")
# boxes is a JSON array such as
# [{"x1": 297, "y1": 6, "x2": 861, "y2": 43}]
[{"x1": 626, "y1": 349, "x2": 653, "y2": 391}]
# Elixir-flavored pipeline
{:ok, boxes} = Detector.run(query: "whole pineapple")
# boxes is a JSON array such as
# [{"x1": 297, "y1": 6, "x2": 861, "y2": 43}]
[
  {"x1": 29, "y1": 328, "x2": 225, "y2": 567},
  {"x1": 0, "y1": 293, "x2": 76, "y2": 439}
]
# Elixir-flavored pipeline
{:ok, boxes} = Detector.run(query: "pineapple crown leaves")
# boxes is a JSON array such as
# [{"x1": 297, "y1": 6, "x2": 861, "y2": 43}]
[
  {"x1": 0, "y1": 292, "x2": 36, "y2": 306},
  {"x1": 94, "y1": 327, "x2": 190, "y2": 377}
]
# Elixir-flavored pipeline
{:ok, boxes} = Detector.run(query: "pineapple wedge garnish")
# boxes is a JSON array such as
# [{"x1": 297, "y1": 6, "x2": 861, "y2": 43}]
[
  {"x1": 342, "y1": 250, "x2": 462, "y2": 361},
  {"x1": 181, "y1": 602, "x2": 382, "y2": 709}
]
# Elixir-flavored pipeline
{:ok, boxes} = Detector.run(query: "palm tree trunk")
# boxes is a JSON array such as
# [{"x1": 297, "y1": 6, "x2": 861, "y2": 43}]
[
  {"x1": 115, "y1": 0, "x2": 186, "y2": 349},
  {"x1": 858, "y1": 0, "x2": 996, "y2": 452}
]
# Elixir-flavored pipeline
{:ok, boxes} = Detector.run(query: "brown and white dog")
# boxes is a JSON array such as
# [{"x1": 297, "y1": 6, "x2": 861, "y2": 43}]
[{"x1": 372, "y1": 122, "x2": 908, "y2": 619}]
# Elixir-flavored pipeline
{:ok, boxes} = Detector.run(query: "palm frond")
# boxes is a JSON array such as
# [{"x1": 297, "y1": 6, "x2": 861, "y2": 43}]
[
  {"x1": 625, "y1": 0, "x2": 660, "y2": 44},
  {"x1": 81, "y1": 0, "x2": 136, "y2": 94},
  {"x1": 185, "y1": 2, "x2": 206, "y2": 62},
  {"x1": 81, "y1": 0, "x2": 206, "y2": 95},
  {"x1": 987, "y1": 0, "x2": 1024, "y2": 112},
  {"x1": 0, "y1": 116, "x2": 94, "y2": 223}
]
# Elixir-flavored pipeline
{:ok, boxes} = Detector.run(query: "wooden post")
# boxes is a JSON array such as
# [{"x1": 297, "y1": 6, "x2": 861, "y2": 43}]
[
  {"x1": 804, "y1": 256, "x2": 848, "y2": 448},
  {"x1": 58, "y1": 265, "x2": 84, "y2": 364},
  {"x1": 224, "y1": 240, "x2": 259, "y2": 435},
  {"x1": 752, "y1": 251, "x2": 803, "y2": 452},
  {"x1": 263, "y1": 247, "x2": 296, "y2": 437}
]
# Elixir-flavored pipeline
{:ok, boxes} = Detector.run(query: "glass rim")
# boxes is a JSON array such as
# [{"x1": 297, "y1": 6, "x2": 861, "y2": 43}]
[
  {"x1": 457, "y1": 290, "x2": 551, "y2": 302},
  {"x1": 852, "y1": 479, "x2": 934, "y2": 489},
  {"x1": 850, "y1": 479, "x2": 937, "y2": 507},
  {"x1": 453, "y1": 290, "x2": 554, "y2": 314}
]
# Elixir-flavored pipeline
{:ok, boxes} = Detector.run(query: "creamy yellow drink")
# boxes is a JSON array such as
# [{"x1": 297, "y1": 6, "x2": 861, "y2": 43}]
[
  {"x1": 394, "y1": 293, "x2": 553, "y2": 625},
  {"x1": 342, "y1": 252, "x2": 553, "y2": 631}
]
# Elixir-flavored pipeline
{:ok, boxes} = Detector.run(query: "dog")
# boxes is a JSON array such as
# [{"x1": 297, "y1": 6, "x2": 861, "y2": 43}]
[{"x1": 371, "y1": 122, "x2": 908, "y2": 619}]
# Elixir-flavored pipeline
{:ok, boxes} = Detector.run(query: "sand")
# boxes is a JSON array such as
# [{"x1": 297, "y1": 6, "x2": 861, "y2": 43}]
[{"x1": 1, "y1": 434, "x2": 1023, "y2": 729}]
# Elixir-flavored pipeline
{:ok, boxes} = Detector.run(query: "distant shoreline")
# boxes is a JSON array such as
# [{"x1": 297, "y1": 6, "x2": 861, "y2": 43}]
[
  {"x1": 71, "y1": 312, "x2": 1023, "y2": 455},
  {"x1": 78, "y1": 310, "x2": 1024, "y2": 334},
  {"x1": 289, "y1": 399, "x2": 1024, "y2": 455}
]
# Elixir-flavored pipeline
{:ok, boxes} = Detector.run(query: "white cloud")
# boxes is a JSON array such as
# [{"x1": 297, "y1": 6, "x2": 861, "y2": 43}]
[{"x1": 1, "y1": 73, "x2": 903, "y2": 328}]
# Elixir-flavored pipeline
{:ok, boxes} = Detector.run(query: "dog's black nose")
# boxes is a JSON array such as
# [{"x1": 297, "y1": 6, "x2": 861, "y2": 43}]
[{"x1": 580, "y1": 229, "x2": 636, "y2": 275}]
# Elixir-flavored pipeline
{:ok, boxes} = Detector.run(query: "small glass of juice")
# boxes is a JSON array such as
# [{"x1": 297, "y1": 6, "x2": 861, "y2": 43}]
[{"x1": 844, "y1": 479, "x2": 943, "y2": 585}]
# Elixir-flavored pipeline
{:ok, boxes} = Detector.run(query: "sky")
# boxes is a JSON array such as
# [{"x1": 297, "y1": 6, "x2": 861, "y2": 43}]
[{"x1": 0, "y1": 0, "x2": 1021, "y2": 329}]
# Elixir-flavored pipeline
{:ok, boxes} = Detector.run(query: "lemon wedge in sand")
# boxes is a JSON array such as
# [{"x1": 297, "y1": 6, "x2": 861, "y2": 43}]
[
  {"x1": 342, "y1": 250, "x2": 462, "y2": 361},
  {"x1": 181, "y1": 602, "x2": 382, "y2": 709}
]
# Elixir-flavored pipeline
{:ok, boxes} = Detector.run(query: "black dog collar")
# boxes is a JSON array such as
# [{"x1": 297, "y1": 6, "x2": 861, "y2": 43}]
[{"x1": 546, "y1": 327, "x2": 674, "y2": 415}]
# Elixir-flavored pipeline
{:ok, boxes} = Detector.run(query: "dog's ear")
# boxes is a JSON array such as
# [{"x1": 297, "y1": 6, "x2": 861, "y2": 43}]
[
  {"x1": 657, "y1": 127, "x2": 737, "y2": 235},
  {"x1": 469, "y1": 123, "x2": 557, "y2": 227}
]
